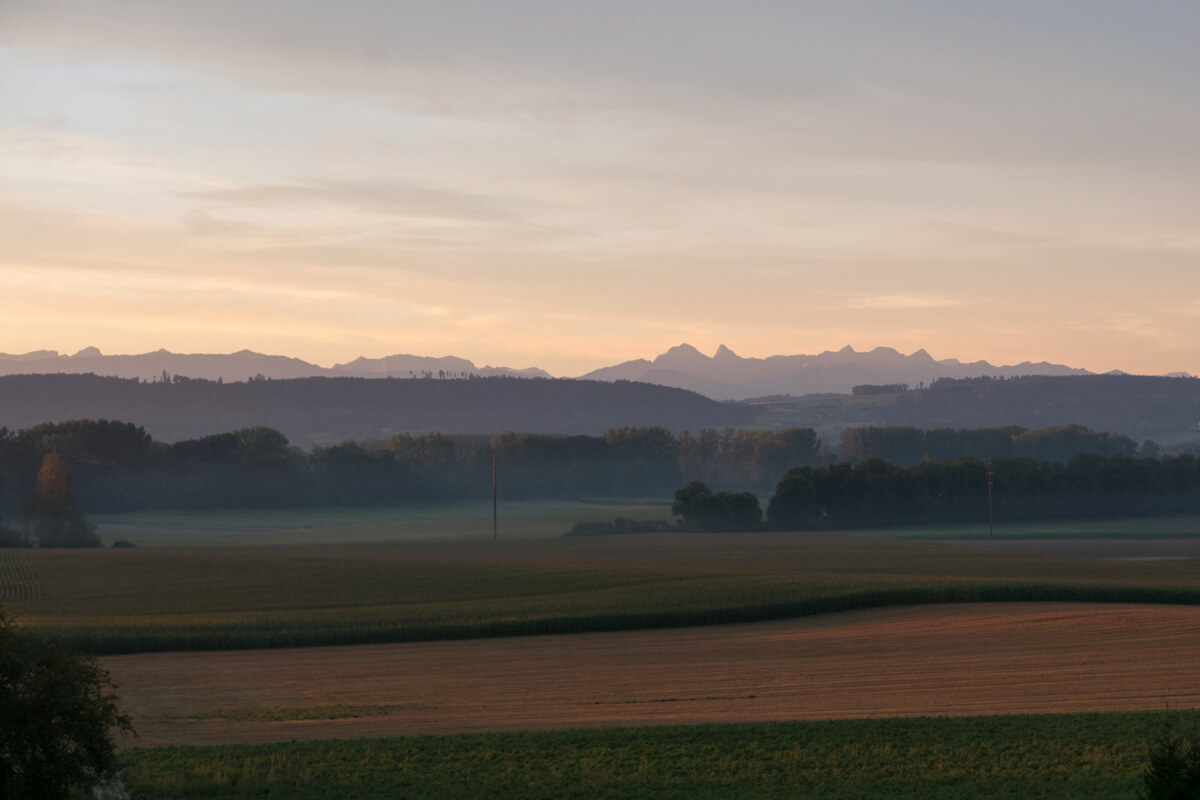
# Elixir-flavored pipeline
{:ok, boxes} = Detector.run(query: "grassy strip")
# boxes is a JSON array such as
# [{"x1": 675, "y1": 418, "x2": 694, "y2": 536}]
[
  {"x1": 120, "y1": 710, "x2": 1200, "y2": 799},
  {"x1": 44, "y1": 581, "x2": 1200, "y2": 655}
]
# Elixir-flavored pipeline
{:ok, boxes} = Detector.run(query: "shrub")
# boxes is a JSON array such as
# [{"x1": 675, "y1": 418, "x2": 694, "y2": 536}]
[{"x1": 1140, "y1": 730, "x2": 1200, "y2": 800}]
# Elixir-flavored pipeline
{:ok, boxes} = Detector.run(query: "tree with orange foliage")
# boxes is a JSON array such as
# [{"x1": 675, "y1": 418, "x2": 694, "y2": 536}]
[{"x1": 33, "y1": 453, "x2": 99, "y2": 548}]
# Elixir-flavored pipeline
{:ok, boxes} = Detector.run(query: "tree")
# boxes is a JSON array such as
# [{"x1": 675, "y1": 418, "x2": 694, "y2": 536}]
[
  {"x1": 32, "y1": 453, "x2": 99, "y2": 548},
  {"x1": 767, "y1": 467, "x2": 819, "y2": 529},
  {"x1": 672, "y1": 481, "x2": 762, "y2": 531},
  {"x1": 0, "y1": 607, "x2": 133, "y2": 799}
]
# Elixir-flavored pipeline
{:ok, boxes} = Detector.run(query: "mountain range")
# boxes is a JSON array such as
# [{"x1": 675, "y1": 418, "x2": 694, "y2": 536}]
[
  {"x1": 576, "y1": 344, "x2": 1103, "y2": 400},
  {"x1": 2, "y1": 343, "x2": 1187, "y2": 400},
  {"x1": 0, "y1": 344, "x2": 1101, "y2": 399},
  {"x1": 0, "y1": 347, "x2": 551, "y2": 384}
]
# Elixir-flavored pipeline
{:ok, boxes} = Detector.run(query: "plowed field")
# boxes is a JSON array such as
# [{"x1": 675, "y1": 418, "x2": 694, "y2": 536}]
[{"x1": 105, "y1": 603, "x2": 1200, "y2": 747}]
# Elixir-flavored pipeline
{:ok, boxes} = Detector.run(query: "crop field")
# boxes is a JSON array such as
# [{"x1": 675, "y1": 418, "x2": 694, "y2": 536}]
[
  {"x1": 119, "y1": 710, "x2": 1200, "y2": 799},
  {"x1": 11, "y1": 524, "x2": 1200, "y2": 654},
  {"x1": 0, "y1": 549, "x2": 41, "y2": 601},
  {"x1": 103, "y1": 603, "x2": 1200, "y2": 747},
  {"x1": 897, "y1": 512, "x2": 1200, "y2": 541},
  {"x1": 7, "y1": 505, "x2": 1200, "y2": 796}
]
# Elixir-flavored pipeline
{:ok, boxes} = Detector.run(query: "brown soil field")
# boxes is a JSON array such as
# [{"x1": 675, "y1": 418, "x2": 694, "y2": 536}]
[{"x1": 104, "y1": 602, "x2": 1200, "y2": 747}]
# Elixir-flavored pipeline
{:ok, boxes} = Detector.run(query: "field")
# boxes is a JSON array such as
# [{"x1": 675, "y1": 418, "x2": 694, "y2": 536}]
[
  {"x1": 88, "y1": 500, "x2": 674, "y2": 547},
  {"x1": 119, "y1": 711, "x2": 1200, "y2": 799},
  {"x1": 8, "y1": 504, "x2": 1200, "y2": 796},
  {"x1": 105, "y1": 603, "x2": 1200, "y2": 747},
  {"x1": 12, "y1": 519, "x2": 1200, "y2": 654},
  {"x1": 88, "y1": 505, "x2": 1200, "y2": 547}
]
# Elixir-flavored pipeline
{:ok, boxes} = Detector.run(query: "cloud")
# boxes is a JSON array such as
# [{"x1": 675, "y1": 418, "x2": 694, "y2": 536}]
[
  {"x1": 181, "y1": 209, "x2": 256, "y2": 237},
  {"x1": 843, "y1": 293, "x2": 968, "y2": 311},
  {"x1": 7, "y1": 0, "x2": 1200, "y2": 170},
  {"x1": 920, "y1": 222, "x2": 1052, "y2": 249},
  {"x1": 177, "y1": 180, "x2": 523, "y2": 225}
]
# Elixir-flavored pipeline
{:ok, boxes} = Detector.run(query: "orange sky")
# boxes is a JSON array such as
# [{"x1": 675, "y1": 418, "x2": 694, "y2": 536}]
[{"x1": 2, "y1": 2, "x2": 1198, "y2": 376}]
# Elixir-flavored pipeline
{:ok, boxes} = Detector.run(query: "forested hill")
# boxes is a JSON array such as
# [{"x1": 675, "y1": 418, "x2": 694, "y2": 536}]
[
  {"x1": 0, "y1": 374, "x2": 753, "y2": 445},
  {"x1": 758, "y1": 374, "x2": 1200, "y2": 444}
]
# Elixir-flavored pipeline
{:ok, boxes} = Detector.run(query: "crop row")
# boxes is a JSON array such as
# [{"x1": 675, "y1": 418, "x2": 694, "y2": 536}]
[
  {"x1": 120, "y1": 710, "x2": 1200, "y2": 799},
  {"x1": 0, "y1": 550, "x2": 42, "y2": 601}
]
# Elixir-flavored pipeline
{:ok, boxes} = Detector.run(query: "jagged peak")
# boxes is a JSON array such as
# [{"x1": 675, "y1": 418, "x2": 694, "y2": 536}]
[
  {"x1": 713, "y1": 344, "x2": 739, "y2": 359},
  {"x1": 654, "y1": 343, "x2": 708, "y2": 363}
]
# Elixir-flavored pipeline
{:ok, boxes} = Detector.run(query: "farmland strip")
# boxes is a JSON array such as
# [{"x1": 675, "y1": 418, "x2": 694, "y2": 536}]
[{"x1": 0, "y1": 550, "x2": 42, "y2": 601}]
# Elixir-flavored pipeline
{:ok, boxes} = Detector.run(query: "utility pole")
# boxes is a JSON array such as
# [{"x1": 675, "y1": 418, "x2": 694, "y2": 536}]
[
  {"x1": 986, "y1": 462, "x2": 994, "y2": 538},
  {"x1": 492, "y1": 451, "x2": 498, "y2": 542}
]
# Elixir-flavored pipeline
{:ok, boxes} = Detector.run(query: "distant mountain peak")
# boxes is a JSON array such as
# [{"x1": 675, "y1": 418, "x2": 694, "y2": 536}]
[
  {"x1": 71, "y1": 346, "x2": 102, "y2": 358},
  {"x1": 576, "y1": 343, "x2": 1093, "y2": 400},
  {"x1": 654, "y1": 343, "x2": 708, "y2": 365}
]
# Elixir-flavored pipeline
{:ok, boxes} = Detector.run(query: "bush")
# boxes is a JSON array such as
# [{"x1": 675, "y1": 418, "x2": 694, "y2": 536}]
[
  {"x1": 1140, "y1": 730, "x2": 1200, "y2": 800},
  {"x1": 111, "y1": 539, "x2": 137, "y2": 548}
]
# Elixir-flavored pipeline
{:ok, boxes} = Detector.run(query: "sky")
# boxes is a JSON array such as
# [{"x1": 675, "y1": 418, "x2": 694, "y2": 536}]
[{"x1": 2, "y1": 1, "x2": 1198, "y2": 377}]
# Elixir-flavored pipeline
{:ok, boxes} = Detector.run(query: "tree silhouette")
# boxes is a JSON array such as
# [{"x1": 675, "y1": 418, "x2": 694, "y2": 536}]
[{"x1": 0, "y1": 607, "x2": 133, "y2": 799}]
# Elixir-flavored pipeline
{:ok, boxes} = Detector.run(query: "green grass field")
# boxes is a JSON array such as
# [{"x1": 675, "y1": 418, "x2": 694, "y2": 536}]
[
  {"x1": 88, "y1": 504, "x2": 1200, "y2": 547},
  {"x1": 119, "y1": 710, "x2": 1196, "y2": 799},
  {"x1": 89, "y1": 500, "x2": 675, "y2": 547}
]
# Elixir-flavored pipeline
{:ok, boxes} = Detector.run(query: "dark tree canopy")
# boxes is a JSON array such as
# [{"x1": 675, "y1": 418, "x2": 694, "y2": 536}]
[
  {"x1": 766, "y1": 452, "x2": 1200, "y2": 530},
  {"x1": 672, "y1": 481, "x2": 762, "y2": 531},
  {"x1": 1139, "y1": 730, "x2": 1200, "y2": 800},
  {"x1": 0, "y1": 607, "x2": 133, "y2": 800}
]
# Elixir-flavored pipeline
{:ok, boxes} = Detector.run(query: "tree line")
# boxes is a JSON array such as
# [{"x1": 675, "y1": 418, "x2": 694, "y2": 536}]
[
  {"x1": 766, "y1": 453, "x2": 1200, "y2": 530},
  {"x1": 0, "y1": 420, "x2": 822, "y2": 524},
  {"x1": 4, "y1": 419, "x2": 1195, "y2": 543},
  {"x1": 579, "y1": 448, "x2": 1200, "y2": 535}
]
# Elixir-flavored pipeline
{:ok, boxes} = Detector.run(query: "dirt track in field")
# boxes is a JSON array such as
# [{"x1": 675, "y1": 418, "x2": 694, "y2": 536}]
[{"x1": 105, "y1": 603, "x2": 1200, "y2": 747}]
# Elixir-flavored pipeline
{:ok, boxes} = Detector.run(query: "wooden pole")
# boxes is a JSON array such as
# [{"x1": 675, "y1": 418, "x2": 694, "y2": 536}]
[{"x1": 986, "y1": 462, "x2": 994, "y2": 538}]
